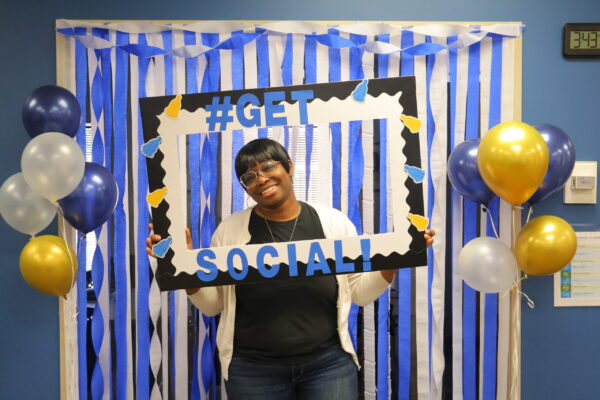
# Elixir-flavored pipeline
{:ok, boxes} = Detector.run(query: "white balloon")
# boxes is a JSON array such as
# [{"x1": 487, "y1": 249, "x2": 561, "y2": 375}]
[
  {"x1": 21, "y1": 132, "x2": 85, "y2": 202},
  {"x1": 458, "y1": 236, "x2": 518, "y2": 293},
  {"x1": 0, "y1": 172, "x2": 57, "y2": 235}
]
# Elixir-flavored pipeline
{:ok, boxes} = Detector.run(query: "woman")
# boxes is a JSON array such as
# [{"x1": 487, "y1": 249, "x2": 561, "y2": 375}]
[{"x1": 147, "y1": 138, "x2": 434, "y2": 399}]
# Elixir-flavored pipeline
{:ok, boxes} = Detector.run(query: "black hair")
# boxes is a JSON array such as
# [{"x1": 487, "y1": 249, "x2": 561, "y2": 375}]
[{"x1": 234, "y1": 138, "x2": 291, "y2": 179}]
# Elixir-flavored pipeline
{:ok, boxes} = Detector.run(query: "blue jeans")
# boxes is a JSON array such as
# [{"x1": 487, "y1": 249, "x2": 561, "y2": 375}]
[{"x1": 224, "y1": 346, "x2": 359, "y2": 400}]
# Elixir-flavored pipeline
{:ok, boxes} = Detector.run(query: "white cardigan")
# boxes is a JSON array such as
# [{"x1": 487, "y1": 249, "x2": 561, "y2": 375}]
[{"x1": 188, "y1": 202, "x2": 391, "y2": 380}]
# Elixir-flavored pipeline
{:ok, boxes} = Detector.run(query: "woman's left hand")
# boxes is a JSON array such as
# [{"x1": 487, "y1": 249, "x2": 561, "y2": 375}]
[
  {"x1": 380, "y1": 228, "x2": 437, "y2": 283},
  {"x1": 424, "y1": 228, "x2": 435, "y2": 248}
]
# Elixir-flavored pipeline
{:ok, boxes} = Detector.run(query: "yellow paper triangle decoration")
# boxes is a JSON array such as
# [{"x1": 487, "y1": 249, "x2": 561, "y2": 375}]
[
  {"x1": 400, "y1": 114, "x2": 421, "y2": 133},
  {"x1": 165, "y1": 95, "x2": 182, "y2": 118},
  {"x1": 147, "y1": 187, "x2": 168, "y2": 208},
  {"x1": 407, "y1": 213, "x2": 429, "y2": 231}
]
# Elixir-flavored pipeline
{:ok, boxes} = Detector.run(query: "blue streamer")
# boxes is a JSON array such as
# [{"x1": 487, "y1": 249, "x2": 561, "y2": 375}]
[
  {"x1": 231, "y1": 31, "x2": 245, "y2": 214},
  {"x1": 162, "y1": 29, "x2": 176, "y2": 395},
  {"x1": 61, "y1": 30, "x2": 262, "y2": 59},
  {"x1": 231, "y1": 31, "x2": 245, "y2": 90},
  {"x1": 376, "y1": 33, "x2": 390, "y2": 400},
  {"x1": 256, "y1": 30, "x2": 269, "y2": 139},
  {"x1": 328, "y1": 29, "x2": 341, "y2": 83},
  {"x1": 232, "y1": 130, "x2": 245, "y2": 213},
  {"x1": 424, "y1": 35, "x2": 436, "y2": 379},
  {"x1": 184, "y1": 30, "x2": 202, "y2": 400},
  {"x1": 76, "y1": 235, "x2": 88, "y2": 400},
  {"x1": 347, "y1": 33, "x2": 366, "y2": 352},
  {"x1": 200, "y1": 137, "x2": 214, "y2": 200},
  {"x1": 282, "y1": 34, "x2": 293, "y2": 86},
  {"x1": 488, "y1": 37, "x2": 503, "y2": 130},
  {"x1": 347, "y1": 33, "x2": 365, "y2": 235},
  {"x1": 118, "y1": 43, "x2": 165, "y2": 57},
  {"x1": 59, "y1": 27, "x2": 522, "y2": 62},
  {"x1": 215, "y1": 32, "x2": 262, "y2": 50},
  {"x1": 307, "y1": 33, "x2": 356, "y2": 48},
  {"x1": 200, "y1": 318, "x2": 215, "y2": 399},
  {"x1": 91, "y1": 228, "x2": 105, "y2": 400},
  {"x1": 136, "y1": 33, "x2": 151, "y2": 400},
  {"x1": 483, "y1": 199, "x2": 500, "y2": 400},
  {"x1": 482, "y1": 36, "x2": 503, "y2": 400},
  {"x1": 201, "y1": 32, "x2": 220, "y2": 399},
  {"x1": 185, "y1": 31, "x2": 201, "y2": 248},
  {"x1": 463, "y1": 41, "x2": 481, "y2": 400},
  {"x1": 448, "y1": 36, "x2": 458, "y2": 153},
  {"x1": 89, "y1": 28, "x2": 107, "y2": 400},
  {"x1": 330, "y1": 122, "x2": 341, "y2": 210},
  {"x1": 113, "y1": 30, "x2": 129, "y2": 400},
  {"x1": 397, "y1": 29, "x2": 414, "y2": 400},
  {"x1": 99, "y1": 36, "x2": 114, "y2": 398},
  {"x1": 304, "y1": 35, "x2": 317, "y2": 84},
  {"x1": 284, "y1": 126, "x2": 290, "y2": 150}
]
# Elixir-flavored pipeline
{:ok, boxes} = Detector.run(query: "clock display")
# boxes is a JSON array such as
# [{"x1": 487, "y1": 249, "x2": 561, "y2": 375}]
[
  {"x1": 564, "y1": 24, "x2": 600, "y2": 57},
  {"x1": 570, "y1": 31, "x2": 600, "y2": 50}
]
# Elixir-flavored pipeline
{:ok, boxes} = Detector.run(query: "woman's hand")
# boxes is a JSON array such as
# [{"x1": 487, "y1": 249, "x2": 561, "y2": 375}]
[
  {"x1": 146, "y1": 223, "x2": 199, "y2": 295},
  {"x1": 145, "y1": 223, "x2": 162, "y2": 258},
  {"x1": 380, "y1": 228, "x2": 437, "y2": 283},
  {"x1": 424, "y1": 228, "x2": 435, "y2": 248},
  {"x1": 146, "y1": 223, "x2": 193, "y2": 258}
]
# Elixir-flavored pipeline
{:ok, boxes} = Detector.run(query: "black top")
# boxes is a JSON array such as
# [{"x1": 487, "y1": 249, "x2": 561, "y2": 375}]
[{"x1": 233, "y1": 202, "x2": 339, "y2": 364}]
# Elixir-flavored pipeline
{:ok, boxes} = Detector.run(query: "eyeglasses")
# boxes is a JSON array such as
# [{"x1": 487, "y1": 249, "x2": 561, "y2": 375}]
[{"x1": 239, "y1": 160, "x2": 282, "y2": 189}]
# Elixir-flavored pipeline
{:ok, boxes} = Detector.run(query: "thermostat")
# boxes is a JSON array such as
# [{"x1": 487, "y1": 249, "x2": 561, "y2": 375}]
[
  {"x1": 571, "y1": 175, "x2": 595, "y2": 190},
  {"x1": 564, "y1": 161, "x2": 597, "y2": 204}
]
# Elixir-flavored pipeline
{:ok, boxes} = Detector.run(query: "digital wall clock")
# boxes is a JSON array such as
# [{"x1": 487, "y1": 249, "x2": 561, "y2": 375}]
[{"x1": 564, "y1": 23, "x2": 600, "y2": 57}]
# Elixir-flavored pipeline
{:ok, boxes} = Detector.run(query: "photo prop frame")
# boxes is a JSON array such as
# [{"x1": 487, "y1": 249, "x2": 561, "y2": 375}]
[{"x1": 140, "y1": 77, "x2": 427, "y2": 290}]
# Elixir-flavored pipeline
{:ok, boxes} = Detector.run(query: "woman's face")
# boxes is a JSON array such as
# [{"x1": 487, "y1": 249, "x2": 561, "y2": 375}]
[{"x1": 245, "y1": 159, "x2": 295, "y2": 210}]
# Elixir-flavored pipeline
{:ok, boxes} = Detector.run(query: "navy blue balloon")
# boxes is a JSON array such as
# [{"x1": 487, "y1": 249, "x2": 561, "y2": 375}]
[
  {"x1": 58, "y1": 162, "x2": 118, "y2": 233},
  {"x1": 448, "y1": 139, "x2": 496, "y2": 204},
  {"x1": 527, "y1": 124, "x2": 576, "y2": 204},
  {"x1": 22, "y1": 85, "x2": 81, "y2": 138}
]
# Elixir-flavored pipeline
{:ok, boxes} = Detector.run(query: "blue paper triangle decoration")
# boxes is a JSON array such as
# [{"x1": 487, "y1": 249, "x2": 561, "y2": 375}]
[
  {"x1": 352, "y1": 79, "x2": 369, "y2": 102},
  {"x1": 141, "y1": 137, "x2": 163, "y2": 158},
  {"x1": 152, "y1": 237, "x2": 172, "y2": 258},
  {"x1": 404, "y1": 165, "x2": 425, "y2": 183}
]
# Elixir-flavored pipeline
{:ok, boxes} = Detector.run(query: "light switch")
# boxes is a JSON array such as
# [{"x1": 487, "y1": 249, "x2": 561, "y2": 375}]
[{"x1": 564, "y1": 161, "x2": 597, "y2": 204}]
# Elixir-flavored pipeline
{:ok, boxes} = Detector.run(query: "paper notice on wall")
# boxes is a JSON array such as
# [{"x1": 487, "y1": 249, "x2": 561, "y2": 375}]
[{"x1": 554, "y1": 231, "x2": 600, "y2": 307}]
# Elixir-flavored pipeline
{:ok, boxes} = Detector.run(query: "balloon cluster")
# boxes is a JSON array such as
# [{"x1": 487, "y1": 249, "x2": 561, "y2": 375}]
[
  {"x1": 0, "y1": 85, "x2": 118, "y2": 298},
  {"x1": 448, "y1": 121, "x2": 577, "y2": 293}
]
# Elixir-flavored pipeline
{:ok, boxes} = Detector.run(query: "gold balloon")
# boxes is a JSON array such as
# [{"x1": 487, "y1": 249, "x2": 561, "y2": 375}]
[
  {"x1": 515, "y1": 216, "x2": 577, "y2": 276},
  {"x1": 19, "y1": 235, "x2": 78, "y2": 297},
  {"x1": 478, "y1": 121, "x2": 549, "y2": 205}
]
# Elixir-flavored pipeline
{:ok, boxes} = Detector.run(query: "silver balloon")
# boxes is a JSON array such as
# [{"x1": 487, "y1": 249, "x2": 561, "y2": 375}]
[
  {"x1": 458, "y1": 236, "x2": 518, "y2": 293},
  {"x1": 0, "y1": 172, "x2": 57, "y2": 235},
  {"x1": 21, "y1": 132, "x2": 85, "y2": 202}
]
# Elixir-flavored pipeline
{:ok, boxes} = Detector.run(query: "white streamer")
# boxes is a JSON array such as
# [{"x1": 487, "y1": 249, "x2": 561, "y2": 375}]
[
  {"x1": 57, "y1": 21, "x2": 524, "y2": 62},
  {"x1": 57, "y1": 19, "x2": 524, "y2": 38}
]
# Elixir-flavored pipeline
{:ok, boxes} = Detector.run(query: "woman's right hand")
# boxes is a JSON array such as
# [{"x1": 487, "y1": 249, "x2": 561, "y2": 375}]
[
  {"x1": 146, "y1": 223, "x2": 199, "y2": 295},
  {"x1": 145, "y1": 223, "x2": 193, "y2": 258}
]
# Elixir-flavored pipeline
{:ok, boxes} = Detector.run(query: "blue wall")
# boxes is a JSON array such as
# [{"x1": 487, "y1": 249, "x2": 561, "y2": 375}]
[{"x1": 1, "y1": 0, "x2": 599, "y2": 398}]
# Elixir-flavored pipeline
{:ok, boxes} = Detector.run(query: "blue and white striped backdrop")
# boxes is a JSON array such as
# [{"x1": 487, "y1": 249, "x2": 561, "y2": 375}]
[{"x1": 57, "y1": 20, "x2": 522, "y2": 400}]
